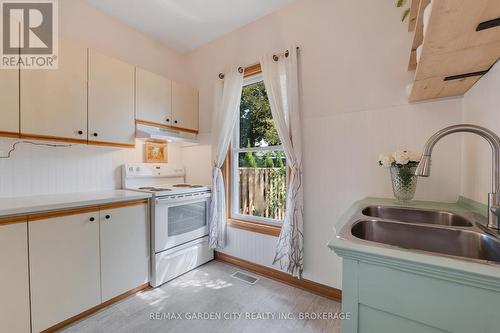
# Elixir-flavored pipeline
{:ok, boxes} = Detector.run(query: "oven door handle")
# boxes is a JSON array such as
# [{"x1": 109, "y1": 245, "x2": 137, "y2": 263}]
[{"x1": 155, "y1": 193, "x2": 212, "y2": 205}]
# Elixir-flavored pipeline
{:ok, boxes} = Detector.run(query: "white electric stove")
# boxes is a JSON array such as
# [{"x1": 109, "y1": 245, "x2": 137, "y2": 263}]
[{"x1": 122, "y1": 163, "x2": 213, "y2": 287}]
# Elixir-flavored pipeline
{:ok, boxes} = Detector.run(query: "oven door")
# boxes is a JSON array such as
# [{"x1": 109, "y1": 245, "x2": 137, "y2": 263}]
[{"x1": 154, "y1": 193, "x2": 211, "y2": 253}]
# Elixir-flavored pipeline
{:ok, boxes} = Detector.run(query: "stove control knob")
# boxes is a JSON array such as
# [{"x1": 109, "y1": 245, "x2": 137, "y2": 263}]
[
  {"x1": 136, "y1": 167, "x2": 141, "y2": 172},
  {"x1": 128, "y1": 167, "x2": 134, "y2": 172}
]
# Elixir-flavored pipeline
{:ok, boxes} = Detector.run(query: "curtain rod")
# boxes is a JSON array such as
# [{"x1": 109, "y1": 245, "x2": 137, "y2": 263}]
[
  {"x1": 218, "y1": 67, "x2": 243, "y2": 80},
  {"x1": 218, "y1": 46, "x2": 300, "y2": 79}
]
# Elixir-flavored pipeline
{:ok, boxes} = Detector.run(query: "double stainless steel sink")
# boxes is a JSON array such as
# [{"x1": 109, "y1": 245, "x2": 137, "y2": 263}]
[{"x1": 341, "y1": 205, "x2": 500, "y2": 265}]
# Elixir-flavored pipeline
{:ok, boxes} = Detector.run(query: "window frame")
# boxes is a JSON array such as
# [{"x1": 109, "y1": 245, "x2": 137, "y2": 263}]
[{"x1": 226, "y1": 69, "x2": 287, "y2": 230}]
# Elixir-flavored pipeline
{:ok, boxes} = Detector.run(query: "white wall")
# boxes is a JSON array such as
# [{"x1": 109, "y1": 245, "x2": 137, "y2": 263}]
[
  {"x1": 461, "y1": 62, "x2": 500, "y2": 204},
  {"x1": 0, "y1": 0, "x2": 187, "y2": 197},
  {"x1": 59, "y1": 0, "x2": 188, "y2": 83},
  {"x1": 0, "y1": 139, "x2": 182, "y2": 197},
  {"x1": 184, "y1": 0, "x2": 464, "y2": 288}
]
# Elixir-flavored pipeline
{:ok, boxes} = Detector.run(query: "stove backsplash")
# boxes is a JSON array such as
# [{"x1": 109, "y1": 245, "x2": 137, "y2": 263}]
[{"x1": 0, "y1": 138, "x2": 184, "y2": 198}]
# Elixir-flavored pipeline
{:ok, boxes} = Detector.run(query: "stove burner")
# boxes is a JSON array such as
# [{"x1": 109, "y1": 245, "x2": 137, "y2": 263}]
[{"x1": 138, "y1": 187, "x2": 172, "y2": 192}]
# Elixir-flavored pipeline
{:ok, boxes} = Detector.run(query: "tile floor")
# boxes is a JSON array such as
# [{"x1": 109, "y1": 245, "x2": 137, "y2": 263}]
[{"x1": 61, "y1": 261, "x2": 342, "y2": 333}]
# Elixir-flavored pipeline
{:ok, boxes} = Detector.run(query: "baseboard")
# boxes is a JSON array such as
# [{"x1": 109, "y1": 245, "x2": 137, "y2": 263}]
[
  {"x1": 214, "y1": 251, "x2": 342, "y2": 302},
  {"x1": 41, "y1": 283, "x2": 150, "y2": 333}
]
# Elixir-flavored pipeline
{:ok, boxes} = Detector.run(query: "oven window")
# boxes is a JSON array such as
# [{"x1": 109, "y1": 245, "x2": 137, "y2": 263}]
[{"x1": 168, "y1": 201, "x2": 207, "y2": 236}]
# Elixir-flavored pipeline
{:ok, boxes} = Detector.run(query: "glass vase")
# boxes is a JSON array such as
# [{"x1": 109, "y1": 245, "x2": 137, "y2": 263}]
[{"x1": 390, "y1": 165, "x2": 418, "y2": 203}]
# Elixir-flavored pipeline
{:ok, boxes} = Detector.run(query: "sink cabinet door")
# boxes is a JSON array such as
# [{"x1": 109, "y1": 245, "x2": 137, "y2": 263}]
[
  {"x1": 0, "y1": 219, "x2": 30, "y2": 333},
  {"x1": 342, "y1": 258, "x2": 500, "y2": 333},
  {"x1": 99, "y1": 202, "x2": 149, "y2": 302},
  {"x1": 29, "y1": 209, "x2": 101, "y2": 332}
]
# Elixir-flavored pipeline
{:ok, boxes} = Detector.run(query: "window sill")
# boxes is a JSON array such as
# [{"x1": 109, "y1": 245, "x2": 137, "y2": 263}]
[{"x1": 227, "y1": 218, "x2": 282, "y2": 237}]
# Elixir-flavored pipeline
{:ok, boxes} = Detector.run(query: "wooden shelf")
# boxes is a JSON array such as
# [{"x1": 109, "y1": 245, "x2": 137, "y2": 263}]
[
  {"x1": 408, "y1": 0, "x2": 421, "y2": 32},
  {"x1": 408, "y1": 0, "x2": 430, "y2": 71},
  {"x1": 408, "y1": 0, "x2": 500, "y2": 102}
]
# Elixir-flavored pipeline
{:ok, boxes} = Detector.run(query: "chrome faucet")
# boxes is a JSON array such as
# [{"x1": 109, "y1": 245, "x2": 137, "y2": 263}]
[{"x1": 415, "y1": 124, "x2": 500, "y2": 230}]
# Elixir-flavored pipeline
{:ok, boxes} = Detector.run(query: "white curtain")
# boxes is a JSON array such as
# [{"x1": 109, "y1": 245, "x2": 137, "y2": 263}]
[
  {"x1": 209, "y1": 68, "x2": 244, "y2": 249},
  {"x1": 260, "y1": 47, "x2": 304, "y2": 277}
]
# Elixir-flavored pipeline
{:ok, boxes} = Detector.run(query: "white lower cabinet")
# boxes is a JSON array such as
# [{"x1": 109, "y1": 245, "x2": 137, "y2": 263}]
[
  {"x1": 27, "y1": 201, "x2": 149, "y2": 332},
  {"x1": 29, "y1": 210, "x2": 101, "y2": 332},
  {"x1": 100, "y1": 203, "x2": 149, "y2": 302},
  {"x1": 0, "y1": 220, "x2": 31, "y2": 333}
]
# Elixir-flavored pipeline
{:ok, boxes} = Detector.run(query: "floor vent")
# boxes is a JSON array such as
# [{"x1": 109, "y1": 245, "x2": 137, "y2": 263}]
[{"x1": 231, "y1": 271, "x2": 259, "y2": 285}]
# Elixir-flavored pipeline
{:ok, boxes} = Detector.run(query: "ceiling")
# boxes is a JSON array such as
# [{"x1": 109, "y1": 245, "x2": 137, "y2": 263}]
[{"x1": 84, "y1": 0, "x2": 295, "y2": 53}]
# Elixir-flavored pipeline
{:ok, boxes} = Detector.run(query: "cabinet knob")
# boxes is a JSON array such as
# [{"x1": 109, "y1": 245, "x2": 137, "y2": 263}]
[
  {"x1": 93, "y1": 133, "x2": 98, "y2": 137},
  {"x1": 78, "y1": 130, "x2": 83, "y2": 135},
  {"x1": 174, "y1": 120, "x2": 178, "y2": 124},
  {"x1": 89, "y1": 217, "x2": 95, "y2": 222},
  {"x1": 105, "y1": 215, "x2": 111, "y2": 219},
  {"x1": 166, "y1": 118, "x2": 170, "y2": 122}
]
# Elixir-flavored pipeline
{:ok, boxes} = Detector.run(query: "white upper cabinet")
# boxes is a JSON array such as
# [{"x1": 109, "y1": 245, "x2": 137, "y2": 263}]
[
  {"x1": 0, "y1": 66, "x2": 19, "y2": 136},
  {"x1": 29, "y1": 210, "x2": 101, "y2": 332},
  {"x1": 100, "y1": 203, "x2": 149, "y2": 302},
  {"x1": 136, "y1": 67, "x2": 172, "y2": 125},
  {"x1": 0, "y1": 220, "x2": 31, "y2": 333},
  {"x1": 172, "y1": 81, "x2": 199, "y2": 131},
  {"x1": 88, "y1": 49, "x2": 135, "y2": 146},
  {"x1": 21, "y1": 40, "x2": 87, "y2": 141}
]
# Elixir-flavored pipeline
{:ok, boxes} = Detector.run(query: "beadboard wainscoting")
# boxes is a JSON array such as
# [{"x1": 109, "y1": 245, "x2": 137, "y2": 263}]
[
  {"x1": 462, "y1": 62, "x2": 500, "y2": 205},
  {"x1": 0, "y1": 139, "x2": 182, "y2": 198},
  {"x1": 216, "y1": 226, "x2": 286, "y2": 273}
]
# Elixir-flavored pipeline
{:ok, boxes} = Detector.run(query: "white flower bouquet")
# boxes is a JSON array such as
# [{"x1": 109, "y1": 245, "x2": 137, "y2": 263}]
[
  {"x1": 378, "y1": 149, "x2": 421, "y2": 168},
  {"x1": 378, "y1": 149, "x2": 422, "y2": 203}
]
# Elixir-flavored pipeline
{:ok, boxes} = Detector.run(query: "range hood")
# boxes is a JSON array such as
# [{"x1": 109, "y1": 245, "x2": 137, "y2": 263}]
[{"x1": 136, "y1": 123, "x2": 198, "y2": 143}]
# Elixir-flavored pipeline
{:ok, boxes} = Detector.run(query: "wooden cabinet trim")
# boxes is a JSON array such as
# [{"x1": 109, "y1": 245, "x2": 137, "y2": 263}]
[
  {"x1": 40, "y1": 283, "x2": 149, "y2": 333},
  {"x1": 87, "y1": 140, "x2": 136, "y2": 149},
  {"x1": 20, "y1": 133, "x2": 88, "y2": 145},
  {"x1": 99, "y1": 200, "x2": 148, "y2": 211},
  {"x1": 0, "y1": 131, "x2": 20, "y2": 138},
  {"x1": 28, "y1": 207, "x2": 99, "y2": 221},
  {"x1": 27, "y1": 200, "x2": 148, "y2": 221},
  {"x1": 0, "y1": 216, "x2": 27, "y2": 226},
  {"x1": 135, "y1": 119, "x2": 199, "y2": 134}
]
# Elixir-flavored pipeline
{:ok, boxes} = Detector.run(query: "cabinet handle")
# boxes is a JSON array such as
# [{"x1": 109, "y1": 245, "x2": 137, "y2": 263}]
[
  {"x1": 166, "y1": 118, "x2": 170, "y2": 122},
  {"x1": 105, "y1": 215, "x2": 111, "y2": 219},
  {"x1": 78, "y1": 130, "x2": 83, "y2": 135},
  {"x1": 93, "y1": 133, "x2": 98, "y2": 137},
  {"x1": 174, "y1": 120, "x2": 178, "y2": 124},
  {"x1": 89, "y1": 217, "x2": 95, "y2": 222}
]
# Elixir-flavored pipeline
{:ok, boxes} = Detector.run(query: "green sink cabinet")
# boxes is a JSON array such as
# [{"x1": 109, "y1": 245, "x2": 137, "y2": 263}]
[{"x1": 330, "y1": 197, "x2": 500, "y2": 333}]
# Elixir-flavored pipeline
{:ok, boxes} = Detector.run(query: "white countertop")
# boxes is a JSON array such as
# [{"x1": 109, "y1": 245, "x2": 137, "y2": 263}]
[{"x1": 0, "y1": 190, "x2": 152, "y2": 218}]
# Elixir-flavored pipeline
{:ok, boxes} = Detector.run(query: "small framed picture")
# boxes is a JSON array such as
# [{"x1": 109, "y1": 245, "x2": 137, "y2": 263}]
[{"x1": 145, "y1": 141, "x2": 168, "y2": 163}]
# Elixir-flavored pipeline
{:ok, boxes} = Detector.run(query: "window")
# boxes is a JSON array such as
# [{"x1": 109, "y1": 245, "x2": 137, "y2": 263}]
[{"x1": 230, "y1": 74, "x2": 287, "y2": 226}]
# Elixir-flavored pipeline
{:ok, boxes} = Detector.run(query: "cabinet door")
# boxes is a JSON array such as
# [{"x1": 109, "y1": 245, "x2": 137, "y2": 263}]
[
  {"x1": 100, "y1": 203, "x2": 149, "y2": 302},
  {"x1": 88, "y1": 49, "x2": 135, "y2": 146},
  {"x1": 172, "y1": 81, "x2": 198, "y2": 131},
  {"x1": 136, "y1": 67, "x2": 172, "y2": 125},
  {"x1": 0, "y1": 219, "x2": 30, "y2": 333},
  {"x1": 0, "y1": 67, "x2": 19, "y2": 136},
  {"x1": 20, "y1": 40, "x2": 87, "y2": 142},
  {"x1": 29, "y1": 210, "x2": 101, "y2": 332}
]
